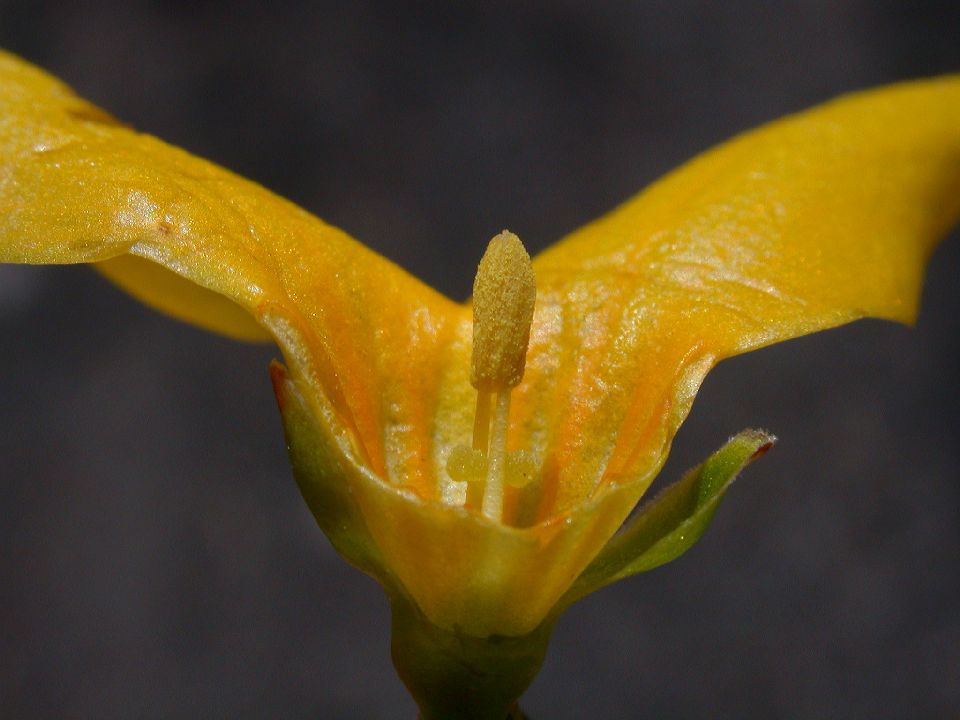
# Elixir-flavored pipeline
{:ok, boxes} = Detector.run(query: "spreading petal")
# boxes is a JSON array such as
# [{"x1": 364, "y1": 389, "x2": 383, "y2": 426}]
[
  {"x1": 512, "y1": 76, "x2": 960, "y2": 518},
  {"x1": 0, "y1": 49, "x2": 464, "y2": 497}
]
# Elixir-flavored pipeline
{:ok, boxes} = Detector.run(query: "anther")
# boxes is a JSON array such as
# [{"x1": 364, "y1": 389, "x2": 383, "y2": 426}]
[{"x1": 470, "y1": 230, "x2": 536, "y2": 392}]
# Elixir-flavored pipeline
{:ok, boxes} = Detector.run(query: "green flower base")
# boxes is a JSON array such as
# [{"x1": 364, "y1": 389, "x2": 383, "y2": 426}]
[{"x1": 390, "y1": 593, "x2": 552, "y2": 720}]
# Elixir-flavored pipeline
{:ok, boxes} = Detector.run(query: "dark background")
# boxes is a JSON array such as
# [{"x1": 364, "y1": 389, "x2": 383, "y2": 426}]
[{"x1": 1, "y1": 2, "x2": 959, "y2": 717}]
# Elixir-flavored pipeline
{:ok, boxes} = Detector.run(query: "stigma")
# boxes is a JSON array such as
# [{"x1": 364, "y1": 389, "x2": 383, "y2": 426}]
[{"x1": 446, "y1": 231, "x2": 540, "y2": 525}]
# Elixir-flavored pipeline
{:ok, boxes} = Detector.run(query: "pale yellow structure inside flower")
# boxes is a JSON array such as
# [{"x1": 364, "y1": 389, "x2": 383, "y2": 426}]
[{"x1": 446, "y1": 231, "x2": 539, "y2": 524}]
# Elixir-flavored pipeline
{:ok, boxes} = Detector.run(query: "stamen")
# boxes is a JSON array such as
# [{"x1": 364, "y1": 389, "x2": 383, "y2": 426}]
[
  {"x1": 447, "y1": 230, "x2": 538, "y2": 523},
  {"x1": 446, "y1": 445, "x2": 486, "y2": 482}
]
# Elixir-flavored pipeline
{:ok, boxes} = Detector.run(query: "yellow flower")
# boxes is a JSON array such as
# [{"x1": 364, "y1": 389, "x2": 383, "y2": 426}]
[{"x1": 2, "y1": 46, "x2": 959, "y2": 677}]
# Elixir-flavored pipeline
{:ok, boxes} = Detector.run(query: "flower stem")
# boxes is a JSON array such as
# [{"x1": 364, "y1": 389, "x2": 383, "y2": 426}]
[{"x1": 391, "y1": 594, "x2": 552, "y2": 720}]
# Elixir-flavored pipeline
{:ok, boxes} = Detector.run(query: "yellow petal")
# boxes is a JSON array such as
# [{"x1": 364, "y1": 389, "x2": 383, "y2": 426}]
[
  {"x1": 0, "y1": 49, "x2": 464, "y2": 492},
  {"x1": 512, "y1": 76, "x2": 960, "y2": 516},
  {"x1": 96, "y1": 254, "x2": 270, "y2": 342}
]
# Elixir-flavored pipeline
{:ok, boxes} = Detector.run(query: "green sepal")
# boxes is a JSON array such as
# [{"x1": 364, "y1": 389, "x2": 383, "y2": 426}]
[
  {"x1": 559, "y1": 429, "x2": 775, "y2": 607},
  {"x1": 270, "y1": 360, "x2": 398, "y2": 592}
]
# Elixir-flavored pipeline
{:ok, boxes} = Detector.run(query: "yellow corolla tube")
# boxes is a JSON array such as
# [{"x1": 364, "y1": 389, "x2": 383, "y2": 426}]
[{"x1": 2, "y1": 48, "x2": 959, "y2": 718}]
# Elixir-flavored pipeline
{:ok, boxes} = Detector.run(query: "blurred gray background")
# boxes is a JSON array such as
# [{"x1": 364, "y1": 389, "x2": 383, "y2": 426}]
[{"x1": 1, "y1": 1, "x2": 959, "y2": 718}]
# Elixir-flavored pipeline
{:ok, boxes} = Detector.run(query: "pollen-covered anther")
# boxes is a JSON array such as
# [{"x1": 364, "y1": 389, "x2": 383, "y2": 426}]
[{"x1": 470, "y1": 230, "x2": 536, "y2": 391}]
